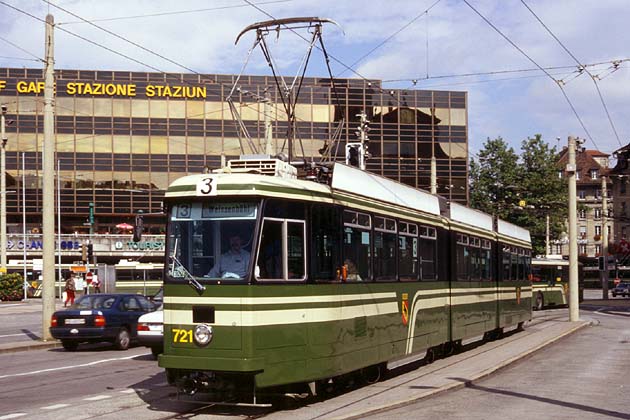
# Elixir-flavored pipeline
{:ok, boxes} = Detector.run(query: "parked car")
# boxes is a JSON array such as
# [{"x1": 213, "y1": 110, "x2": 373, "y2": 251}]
[
  {"x1": 50, "y1": 293, "x2": 158, "y2": 351},
  {"x1": 137, "y1": 309, "x2": 163, "y2": 359},
  {"x1": 611, "y1": 282, "x2": 630, "y2": 297}
]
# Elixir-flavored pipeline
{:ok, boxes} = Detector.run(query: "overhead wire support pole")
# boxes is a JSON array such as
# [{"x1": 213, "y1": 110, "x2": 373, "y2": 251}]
[
  {"x1": 0, "y1": 104, "x2": 7, "y2": 275},
  {"x1": 601, "y1": 176, "x2": 609, "y2": 299},
  {"x1": 42, "y1": 14, "x2": 56, "y2": 340},
  {"x1": 567, "y1": 136, "x2": 580, "y2": 322}
]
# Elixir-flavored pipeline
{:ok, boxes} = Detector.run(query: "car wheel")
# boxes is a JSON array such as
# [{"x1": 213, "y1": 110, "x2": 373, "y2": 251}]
[
  {"x1": 151, "y1": 347, "x2": 162, "y2": 359},
  {"x1": 61, "y1": 340, "x2": 79, "y2": 351},
  {"x1": 612, "y1": 293, "x2": 617, "y2": 297},
  {"x1": 535, "y1": 293, "x2": 544, "y2": 311},
  {"x1": 114, "y1": 328, "x2": 131, "y2": 350}
]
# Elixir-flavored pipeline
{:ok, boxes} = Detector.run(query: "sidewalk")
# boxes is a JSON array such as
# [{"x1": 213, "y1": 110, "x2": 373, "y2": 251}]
[
  {"x1": 267, "y1": 315, "x2": 593, "y2": 420},
  {"x1": 0, "y1": 298, "x2": 64, "y2": 354}
]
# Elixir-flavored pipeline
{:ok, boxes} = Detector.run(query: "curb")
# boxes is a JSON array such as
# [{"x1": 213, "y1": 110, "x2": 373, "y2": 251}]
[
  {"x1": 0, "y1": 340, "x2": 62, "y2": 354},
  {"x1": 336, "y1": 321, "x2": 591, "y2": 420}
]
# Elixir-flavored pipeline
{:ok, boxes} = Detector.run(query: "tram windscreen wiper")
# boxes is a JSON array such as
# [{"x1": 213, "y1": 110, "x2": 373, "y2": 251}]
[{"x1": 169, "y1": 254, "x2": 206, "y2": 296}]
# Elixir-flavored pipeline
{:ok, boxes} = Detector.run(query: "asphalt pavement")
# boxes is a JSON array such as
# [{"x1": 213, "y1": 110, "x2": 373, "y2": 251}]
[{"x1": 0, "y1": 291, "x2": 629, "y2": 419}]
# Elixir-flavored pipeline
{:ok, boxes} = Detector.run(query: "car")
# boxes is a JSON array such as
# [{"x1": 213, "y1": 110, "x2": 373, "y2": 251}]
[
  {"x1": 137, "y1": 309, "x2": 163, "y2": 359},
  {"x1": 611, "y1": 282, "x2": 630, "y2": 297},
  {"x1": 50, "y1": 293, "x2": 158, "y2": 351}
]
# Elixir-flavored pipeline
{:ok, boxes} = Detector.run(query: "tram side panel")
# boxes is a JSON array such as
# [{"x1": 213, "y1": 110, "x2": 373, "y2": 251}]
[
  {"x1": 497, "y1": 243, "x2": 532, "y2": 329},
  {"x1": 450, "y1": 231, "x2": 498, "y2": 342}
]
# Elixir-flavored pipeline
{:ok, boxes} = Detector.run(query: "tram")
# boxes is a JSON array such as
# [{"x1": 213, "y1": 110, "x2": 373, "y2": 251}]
[
  {"x1": 158, "y1": 158, "x2": 532, "y2": 404},
  {"x1": 531, "y1": 256, "x2": 583, "y2": 310}
]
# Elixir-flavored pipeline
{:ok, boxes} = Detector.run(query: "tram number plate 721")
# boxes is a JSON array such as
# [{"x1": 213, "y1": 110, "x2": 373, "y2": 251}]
[{"x1": 172, "y1": 328, "x2": 193, "y2": 343}]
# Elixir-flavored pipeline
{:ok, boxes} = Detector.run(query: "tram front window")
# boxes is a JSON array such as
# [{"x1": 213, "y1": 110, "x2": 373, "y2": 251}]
[{"x1": 167, "y1": 201, "x2": 258, "y2": 281}]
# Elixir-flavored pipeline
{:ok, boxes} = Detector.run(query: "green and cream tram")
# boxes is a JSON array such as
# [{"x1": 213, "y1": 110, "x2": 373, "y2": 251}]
[{"x1": 159, "y1": 159, "x2": 532, "y2": 404}]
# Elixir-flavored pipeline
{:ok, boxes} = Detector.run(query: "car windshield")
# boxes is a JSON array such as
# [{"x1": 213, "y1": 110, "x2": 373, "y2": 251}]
[
  {"x1": 74, "y1": 295, "x2": 117, "y2": 310},
  {"x1": 167, "y1": 201, "x2": 258, "y2": 282}
]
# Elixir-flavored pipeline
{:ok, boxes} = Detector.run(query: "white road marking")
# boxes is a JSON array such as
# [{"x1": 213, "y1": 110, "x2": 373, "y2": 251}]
[
  {"x1": 120, "y1": 389, "x2": 135, "y2": 394},
  {"x1": 84, "y1": 395, "x2": 112, "y2": 401},
  {"x1": 0, "y1": 333, "x2": 27, "y2": 338},
  {"x1": 42, "y1": 404, "x2": 70, "y2": 410},
  {"x1": 0, "y1": 352, "x2": 150, "y2": 379},
  {"x1": 0, "y1": 414, "x2": 27, "y2": 419}
]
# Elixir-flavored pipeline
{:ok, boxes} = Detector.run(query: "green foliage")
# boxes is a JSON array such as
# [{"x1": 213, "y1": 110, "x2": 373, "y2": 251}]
[
  {"x1": 0, "y1": 272, "x2": 25, "y2": 301},
  {"x1": 470, "y1": 134, "x2": 568, "y2": 255}
]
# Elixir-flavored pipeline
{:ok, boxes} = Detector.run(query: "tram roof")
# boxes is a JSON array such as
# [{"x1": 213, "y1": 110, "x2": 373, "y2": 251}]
[
  {"x1": 497, "y1": 219, "x2": 531, "y2": 243},
  {"x1": 448, "y1": 202, "x2": 493, "y2": 232}
]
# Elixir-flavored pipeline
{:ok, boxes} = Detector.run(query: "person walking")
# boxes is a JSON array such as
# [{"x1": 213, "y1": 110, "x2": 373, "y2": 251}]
[{"x1": 64, "y1": 275, "x2": 76, "y2": 307}]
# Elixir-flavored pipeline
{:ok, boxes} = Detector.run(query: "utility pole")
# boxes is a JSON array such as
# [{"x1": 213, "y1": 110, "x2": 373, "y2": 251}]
[
  {"x1": 545, "y1": 213, "x2": 550, "y2": 256},
  {"x1": 430, "y1": 157, "x2": 437, "y2": 194},
  {"x1": 42, "y1": 14, "x2": 55, "y2": 340},
  {"x1": 601, "y1": 176, "x2": 609, "y2": 299},
  {"x1": 567, "y1": 136, "x2": 580, "y2": 322},
  {"x1": 0, "y1": 104, "x2": 7, "y2": 275},
  {"x1": 263, "y1": 89, "x2": 273, "y2": 156}
]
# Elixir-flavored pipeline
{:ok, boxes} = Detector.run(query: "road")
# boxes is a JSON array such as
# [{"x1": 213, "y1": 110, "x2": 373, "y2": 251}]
[
  {"x1": 366, "y1": 307, "x2": 630, "y2": 420},
  {"x1": 0, "y1": 295, "x2": 629, "y2": 419}
]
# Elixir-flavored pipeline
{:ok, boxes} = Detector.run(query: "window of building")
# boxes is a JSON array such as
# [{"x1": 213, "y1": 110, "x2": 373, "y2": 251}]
[
  {"x1": 578, "y1": 190, "x2": 586, "y2": 199},
  {"x1": 576, "y1": 171, "x2": 581, "y2": 181},
  {"x1": 595, "y1": 225, "x2": 602, "y2": 236},
  {"x1": 578, "y1": 209, "x2": 586, "y2": 219},
  {"x1": 590, "y1": 169, "x2": 599, "y2": 180},
  {"x1": 594, "y1": 208, "x2": 601, "y2": 219},
  {"x1": 579, "y1": 244, "x2": 587, "y2": 255},
  {"x1": 580, "y1": 226, "x2": 586, "y2": 238},
  {"x1": 595, "y1": 244, "x2": 601, "y2": 255},
  {"x1": 621, "y1": 182, "x2": 626, "y2": 195}
]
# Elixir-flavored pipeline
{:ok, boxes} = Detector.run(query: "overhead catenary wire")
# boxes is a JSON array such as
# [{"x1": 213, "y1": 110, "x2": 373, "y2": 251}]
[
  {"x1": 462, "y1": 0, "x2": 599, "y2": 152},
  {"x1": 335, "y1": 0, "x2": 443, "y2": 77},
  {"x1": 0, "y1": 34, "x2": 44, "y2": 62},
  {"x1": 57, "y1": 0, "x2": 291, "y2": 24},
  {"x1": 519, "y1": 0, "x2": 622, "y2": 148}
]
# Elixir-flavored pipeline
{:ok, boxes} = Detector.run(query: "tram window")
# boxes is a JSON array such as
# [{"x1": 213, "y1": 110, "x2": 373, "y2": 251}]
[
  {"x1": 343, "y1": 210, "x2": 371, "y2": 282},
  {"x1": 470, "y1": 246, "x2": 481, "y2": 281},
  {"x1": 374, "y1": 216, "x2": 397, "y2": 282},
  {"x1": 419, "y1": 236, "x2": 436, "y2": 280},
  {"x1": 399, "y1": 221, "x2": 418, "y2": 282},
  {"x1": 287, "y1": 222, "x2": 305, "y2": 279},
  {"x1": 264, "y1": 199, "x2": 305, "y2": 219},
  {"x1": 456, "y1": 243, "x2": 469, "y2": 281},
  {"x1": 502, "y1": 247, "x2": 511, "y2": 281},
  {"x1": 256, "y1": 218, "x2": 306, "y2": 281},
  {"x1": 257, "y1": 220, "x2": 284, "y2": 279},
  {"x1": 311, "y1": 205, "x2": 341, "y2": 282},
  {"x1": 511, "y1": 251, "x2": 519, "y2": 281}
]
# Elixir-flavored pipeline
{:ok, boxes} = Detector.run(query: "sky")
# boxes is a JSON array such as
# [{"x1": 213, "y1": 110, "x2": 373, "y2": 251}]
[{"x1": 0, "y1": 0, "x2": 629, "y2": 160}]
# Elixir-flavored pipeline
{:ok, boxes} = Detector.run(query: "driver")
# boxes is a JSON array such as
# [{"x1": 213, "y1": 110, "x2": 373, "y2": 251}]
[{"x1": 206, "y1": 234, "x2": 250, "y2": 278}]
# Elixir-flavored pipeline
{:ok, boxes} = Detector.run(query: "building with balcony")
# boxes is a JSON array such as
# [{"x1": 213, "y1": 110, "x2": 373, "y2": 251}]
[{"x1": 557, "y1": 148, "x2": 612, "y2": 258}]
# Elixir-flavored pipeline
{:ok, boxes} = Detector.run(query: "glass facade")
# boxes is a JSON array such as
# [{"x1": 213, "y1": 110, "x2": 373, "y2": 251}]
[{"x1": 0, "y1": 67, "x2": 468, "y2": 234}]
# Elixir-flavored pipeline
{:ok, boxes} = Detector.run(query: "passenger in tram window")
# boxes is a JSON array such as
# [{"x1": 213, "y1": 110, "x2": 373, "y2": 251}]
[
  {"x1": 206, "y1": 234, "x2": 250, "y2": 279},
  {"x1": 344, "y1": 259, "x2": 362, "y2": 281}
]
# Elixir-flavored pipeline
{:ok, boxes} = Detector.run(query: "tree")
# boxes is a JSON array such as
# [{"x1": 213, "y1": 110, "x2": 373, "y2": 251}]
[
  {"x1": 511, "y1": 135, "x2": 567, "y2": 255},
  {"x1": 469, "y1": 137, "x2": 520, "y2": 220},
  {"x1": 469, "y1": 134, "x2": 568, "y2": 255}
]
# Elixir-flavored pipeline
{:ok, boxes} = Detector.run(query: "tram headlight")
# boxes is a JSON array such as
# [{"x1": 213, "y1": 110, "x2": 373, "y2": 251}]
[{"x1": 193, "y1": 324, "x2": 213, "y2": 347}]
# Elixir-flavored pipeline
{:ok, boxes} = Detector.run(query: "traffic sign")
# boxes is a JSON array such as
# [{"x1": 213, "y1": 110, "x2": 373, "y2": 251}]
[{"x1": 86, "y1": 272, "x2": 93, "y2": 284}]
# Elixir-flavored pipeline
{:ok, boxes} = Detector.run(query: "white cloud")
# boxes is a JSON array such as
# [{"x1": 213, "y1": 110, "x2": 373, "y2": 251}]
[{"x1": 1, "y1": 0, "x2": 629, "y2": 156}]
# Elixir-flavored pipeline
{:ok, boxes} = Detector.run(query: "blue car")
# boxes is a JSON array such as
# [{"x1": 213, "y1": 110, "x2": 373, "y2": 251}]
[{"x1": 50, "y1": 293, "x2": 157, "y2": 351}]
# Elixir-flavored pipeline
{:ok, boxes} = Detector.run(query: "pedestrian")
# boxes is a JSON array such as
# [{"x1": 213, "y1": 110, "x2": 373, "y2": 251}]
[
  {"x1": 64, "y1": 275, "x2": 76, "y2": 307},
  {"x1": 92, "y1": 276, "x2": 101, "y2": 294}
]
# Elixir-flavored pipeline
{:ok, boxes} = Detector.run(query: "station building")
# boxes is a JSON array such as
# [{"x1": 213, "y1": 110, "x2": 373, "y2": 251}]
[{"x1": 0, "y1": 67, "x2": 468, "y2": 281}]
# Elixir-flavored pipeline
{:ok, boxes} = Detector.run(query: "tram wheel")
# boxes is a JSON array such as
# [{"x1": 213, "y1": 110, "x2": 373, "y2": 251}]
[
  {"x1": 360, "y1": 364, "x2": 383, "y2": 384},
  {"x1": 424, "y1": 347, "x2": 436, "y2": 364},
  {"x1": 535, "y1": 293, "x2": 544, "y2": 311}
]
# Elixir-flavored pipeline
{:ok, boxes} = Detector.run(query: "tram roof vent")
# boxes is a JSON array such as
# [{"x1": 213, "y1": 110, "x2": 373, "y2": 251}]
[{"x1": 223, "y1": 157, "x2": 298, "y2": 179}]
